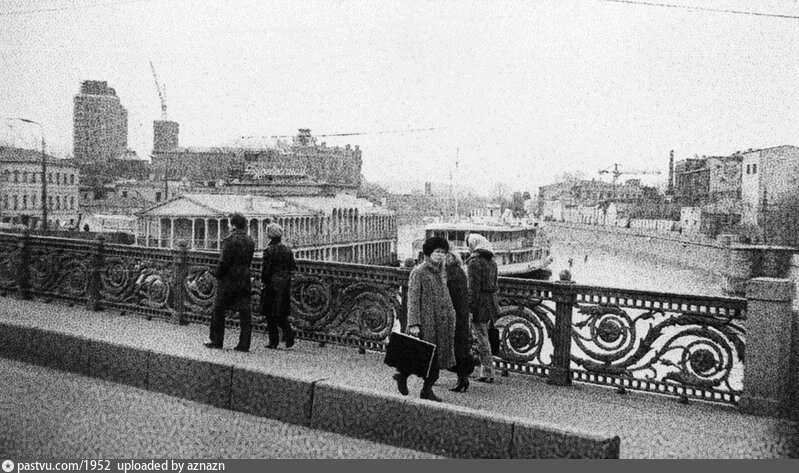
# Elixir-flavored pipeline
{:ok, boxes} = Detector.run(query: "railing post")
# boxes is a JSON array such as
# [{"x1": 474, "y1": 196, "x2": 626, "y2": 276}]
[
  {"x1": 16, "y1": 229, "x2": 31, "y2": 300},
  {"x1": 548, "y1": 269, "x2": 575, "y2": 386},
  {"x1": 85, "y1": 235, "x2": 105, "y2": 311},
  {"x1": 740, "y1": 277, "x2": 795, "y2": 419},
  {"x1": 171, "y1": 240, "x2": 189, "y2": 325}
]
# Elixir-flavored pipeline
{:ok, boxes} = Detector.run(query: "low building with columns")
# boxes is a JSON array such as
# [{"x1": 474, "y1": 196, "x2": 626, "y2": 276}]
[{"x1": 136, "y1": 192, "x2": 397, "y2": 265}]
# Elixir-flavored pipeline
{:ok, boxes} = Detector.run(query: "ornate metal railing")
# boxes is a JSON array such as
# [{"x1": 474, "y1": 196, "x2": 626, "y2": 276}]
[{"x1": 0, "y1": 231, "x2": 746, "y2": 405}]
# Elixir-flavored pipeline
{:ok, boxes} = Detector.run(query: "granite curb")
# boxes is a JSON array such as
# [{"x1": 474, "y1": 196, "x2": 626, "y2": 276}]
[{"x1": 0, "y1": 319, "x2": 620, "y2": 459}]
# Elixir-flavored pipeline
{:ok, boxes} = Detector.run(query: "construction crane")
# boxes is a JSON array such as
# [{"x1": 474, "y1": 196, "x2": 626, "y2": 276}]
[
  {"x1": 598, "y1": 163, "x2": 661, "y2": 201},
  {"x1": 149, "y1": 61, "x2": 168, "y2": 120}
]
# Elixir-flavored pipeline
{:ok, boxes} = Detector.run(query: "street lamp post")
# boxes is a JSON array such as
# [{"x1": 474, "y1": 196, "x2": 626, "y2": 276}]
[{"x1": 6, "y1": 118, "x2": 47, "y2": 231}]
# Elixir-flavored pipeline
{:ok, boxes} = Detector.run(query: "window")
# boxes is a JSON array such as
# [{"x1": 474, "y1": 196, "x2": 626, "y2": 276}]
[
  {"x1": 31, "y1": 173, "x2": 36, "y2": 183},
  {"x1": 2, "y1": 195, "x2": 6, "y2": 209},
  {"x1": 56, "y1": 196, "x2": 61, "y2": 210},
  {"x1": 70, "y1": 197, "x2": 74, "y2": 209},
  {"x1": 70, "y1": 174, "x2": 74, "y2": 184},
  {"x1": 13, "y1": 171, "x2": 18, "y2": 183},
  {"x1": 22, "y1": 195, "x2": 27, "y2": 208},
  {"x1": 122, "y1": 191, "x2": 128, "y2": 198},
  {"x1": 32, "y1": 195, "x2": 37, "y2": 208},
  {"x1": 48, "y1": 172, "x2": 52, "y2": 183},
  {"x1": 48, "y1": 196, "x2": 53, "y2": 209},
  {"x1": 12, "y1": 195, "x2": 18, "y2": 210},
  {"x1": 752, "y1": 164, "x2": 757, "y2": 174},
  {"x1": 746, "y1": 164, "x2": 750, "y2": 174},
  {"x1": 21, "y1": 172, "x2": 27, "y2": 183},
  {"x1": 155, "y1": 192, "x2": 162, "y2": 202}
]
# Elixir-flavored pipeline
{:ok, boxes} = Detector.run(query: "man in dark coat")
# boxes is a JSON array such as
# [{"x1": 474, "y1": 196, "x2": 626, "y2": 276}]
[
  {"x1": 205, "y1": 213, "x2": 255, "y2": 352},
  {"x1": 261, "y1": 223, "x2": 297, "y2": 349}
]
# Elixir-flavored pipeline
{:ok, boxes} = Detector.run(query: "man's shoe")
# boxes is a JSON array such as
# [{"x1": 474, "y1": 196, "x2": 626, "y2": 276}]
[
  {"x1": 265, "y1": 343, "x2": 279, "y2": 349},
  {"x1": 233, "y1": 346, "x2": 249, "y2": 353},
  {"x1": 393, "y1": 373, "x2": 409, "y2": 396},
  {"x1": 203, "y1": 342, "x2": 222, "y2": 349}
]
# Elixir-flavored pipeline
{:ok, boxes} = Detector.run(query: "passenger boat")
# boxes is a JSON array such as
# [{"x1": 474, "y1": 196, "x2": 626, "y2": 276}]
[{"x1": 413, "y1": 218, "x2": 553, "y2": 279}]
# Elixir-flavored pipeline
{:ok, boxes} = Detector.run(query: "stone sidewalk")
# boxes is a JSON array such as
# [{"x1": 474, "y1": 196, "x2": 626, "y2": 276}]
[{"x1": 1, "y1": 296, "x2": 797, "y2": 459}]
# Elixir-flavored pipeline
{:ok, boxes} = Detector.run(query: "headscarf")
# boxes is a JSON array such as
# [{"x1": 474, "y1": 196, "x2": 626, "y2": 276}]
[
  {"x1": 266, "y1": 223, "x2": 283, "y2": 239},
  {"x1": 466, "y1": 233, "x2": 493, "y2": 253}
]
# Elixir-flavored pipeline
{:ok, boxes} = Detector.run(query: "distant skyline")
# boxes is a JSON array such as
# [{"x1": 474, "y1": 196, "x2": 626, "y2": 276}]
[{"x1": 2, "y1": 0, "x2": 798, "y2": 195}]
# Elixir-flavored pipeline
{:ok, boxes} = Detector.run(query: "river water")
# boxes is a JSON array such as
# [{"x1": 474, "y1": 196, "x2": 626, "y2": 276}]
[{"x1": 398, "y1": 224, "x2": 724, "y2": 297}]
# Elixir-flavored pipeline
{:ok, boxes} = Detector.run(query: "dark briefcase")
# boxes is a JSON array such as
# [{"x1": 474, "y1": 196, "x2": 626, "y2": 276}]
[
  {"x1": 488, "y1": 326, "x2": 501, "y2": 357},
  {"x1": 384, "y1": 332, "x2": 436, "y2": 379}
]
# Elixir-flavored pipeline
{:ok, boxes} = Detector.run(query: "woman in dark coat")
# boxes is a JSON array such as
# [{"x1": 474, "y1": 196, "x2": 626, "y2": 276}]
[
  {"x1": 445, "y1": 251, "x2": 474, "y2": 392},
  {"x1": 260, "y1": 223, "x2": 297, "y2": 349},
  {"x1": 393, "y1": 236, "x2": 457, "y2": 402},
  {"x1": 466, "y1": 233, "x2": 500, "y2": 383}
]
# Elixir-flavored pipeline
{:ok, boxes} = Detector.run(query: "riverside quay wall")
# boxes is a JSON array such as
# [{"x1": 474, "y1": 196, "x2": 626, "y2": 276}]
[
  {"x1": 0, "y1": 230, "x2": 797, "y2": 420},
  {"x1": 547, "y1": 221, "x2": 728, "y2": 277}
]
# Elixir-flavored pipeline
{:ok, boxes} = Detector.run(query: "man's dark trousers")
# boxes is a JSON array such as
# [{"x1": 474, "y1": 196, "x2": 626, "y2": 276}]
[{"x1": 209, "y1": 294, "x2": 252, "y2": 349}]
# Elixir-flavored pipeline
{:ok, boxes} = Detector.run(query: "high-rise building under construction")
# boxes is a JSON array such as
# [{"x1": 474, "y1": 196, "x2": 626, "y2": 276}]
[{"x1": 73, "y1": 80, "x2": 128, "y2": 167}]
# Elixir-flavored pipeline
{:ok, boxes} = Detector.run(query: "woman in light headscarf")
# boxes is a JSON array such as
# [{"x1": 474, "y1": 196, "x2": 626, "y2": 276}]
[
  {"x1": 466, "y1": 233, "x2": 500, "y2": 383},
  {"x1": 260, "y1": 222, "x2": 297, "y2": 349}
]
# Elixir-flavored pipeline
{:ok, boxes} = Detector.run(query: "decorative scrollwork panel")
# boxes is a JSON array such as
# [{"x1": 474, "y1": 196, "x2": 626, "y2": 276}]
[
  {"x1": 100, "y1": 256, "x2": 175, "y2": 317},
  {"x1": 0, "y1": 242, "x2": 19, "y2": 290},
  {"x1": 290, "y1": 273, "x2": 399, "y2": 344},
  {"x1": 570, "y1": 303, "x2": 745, "y2": 403},
  {"x1": 28, "y1": 246, "x2": 91, "y2": 301}
]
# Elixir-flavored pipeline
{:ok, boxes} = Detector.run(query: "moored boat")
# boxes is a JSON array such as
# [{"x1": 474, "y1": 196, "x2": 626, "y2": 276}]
[{"x1": 412, "y1": 218, "x2": 553, "y2": 279}]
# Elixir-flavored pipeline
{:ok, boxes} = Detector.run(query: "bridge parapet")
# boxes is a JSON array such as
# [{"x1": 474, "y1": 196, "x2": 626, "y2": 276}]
[{"x1": 0, "y1": 231, "x2": 773, "y2": 412}]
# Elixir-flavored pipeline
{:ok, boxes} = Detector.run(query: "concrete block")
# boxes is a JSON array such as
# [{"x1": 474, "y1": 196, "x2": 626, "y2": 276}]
[
  {"x1": 311, "y1": 382, "x2": 413, "y2": 451},
  {"x1": 310, "y1": 382, "x2": 513, "y2": 458},
  {"x1": 404, "y1": 398, "x2": 513, "y2": 458},
  {"x1": 231, "y1": 368, "x2": 314, "y2": 427},
  {"x1": 512, "y1": 419, "x2": 620, "y2": 459},
  {"x1": 746, "y1": 278, "x2": 795, "y2": 302},
  {"x1": 739, "y1": 395, "x2": 790, "y2": 420},
  {"x1": 89, "y1": 340, "x2": 149, "y2": 389},
  {"x1": 32, "y1": 330, "x2": 91, "y2": 375},
  {"x1": 0, "y1": 322, "x2": 36, "y2": 363},
  {"x1": 148, "y1": 353, "x2": 232, "y2": 409}
]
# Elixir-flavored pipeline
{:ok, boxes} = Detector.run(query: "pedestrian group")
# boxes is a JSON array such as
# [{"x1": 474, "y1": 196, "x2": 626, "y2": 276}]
[
  {"x1": 203, "y1": 214, "x2": 501, "y2": 404},
  {"x1": 392, "y1": 233, "x2": 500, "y2": 402}
]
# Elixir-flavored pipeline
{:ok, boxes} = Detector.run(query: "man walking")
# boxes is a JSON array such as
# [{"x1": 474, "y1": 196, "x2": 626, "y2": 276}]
[{"x1": 205, "y1": 213, "x2": 255, "y2": 352}]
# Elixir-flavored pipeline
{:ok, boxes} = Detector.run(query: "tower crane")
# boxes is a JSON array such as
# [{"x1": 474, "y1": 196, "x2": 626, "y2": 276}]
[
  {"x1": 598, "y1": 163, "x2": 661, "y2": 201},
  {"x1": 149, "y1": 61, "x2": 168, "y2": 120}
]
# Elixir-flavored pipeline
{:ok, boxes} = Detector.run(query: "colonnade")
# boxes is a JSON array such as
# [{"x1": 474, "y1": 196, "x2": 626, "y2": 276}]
[
  {"x1": 137, "y1": 211, "x2": 397, "y2": 251},
  {"x1": 136, "y1": 213, "x2": 397, "y2": 265}
]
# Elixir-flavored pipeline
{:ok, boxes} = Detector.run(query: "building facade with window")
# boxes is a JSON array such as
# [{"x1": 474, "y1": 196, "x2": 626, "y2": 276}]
[
  {"x1": 740, "y1": 145, "x2": 799, "y2": 224},
  {"x1": 0, "y1": 146, "x2": 80, "y2": 228}
]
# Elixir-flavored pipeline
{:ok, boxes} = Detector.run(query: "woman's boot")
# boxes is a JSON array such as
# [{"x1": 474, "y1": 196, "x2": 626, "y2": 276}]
[
  {"x1": 449, "y1": 376, "x2": 469, "y2": 393},
  {"x1": 420, "y1": 380, "x2": 442, "y2": 402}
]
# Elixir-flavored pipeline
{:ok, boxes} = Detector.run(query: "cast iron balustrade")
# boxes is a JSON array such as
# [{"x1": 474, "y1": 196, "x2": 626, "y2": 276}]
[{"x1": 0, "y1": 231, "x2": 747, "y2": 405}]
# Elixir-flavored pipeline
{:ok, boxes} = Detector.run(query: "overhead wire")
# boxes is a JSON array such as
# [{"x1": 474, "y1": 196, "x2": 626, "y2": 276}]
[
  {"x1": 597, "y1": 0, "x2": 799, "y2": 20},
  {"x1": 0, "y1": 0, "x2": 157, "y2": 17}
]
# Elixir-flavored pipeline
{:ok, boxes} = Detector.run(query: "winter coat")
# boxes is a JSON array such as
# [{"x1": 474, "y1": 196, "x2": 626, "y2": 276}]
[
  {"x1": 406, "y1": 258, "x2": 456, "y2": 370},
  {"x1": 212, "y1": 228, "x2": 255, "y2": 306},
  {"x1": 466, "y1": 248, "x2": 500, "y2": 324},
  {"x1": 260, "y1": 238, "x2": 297, "y2": 320},
  {"x1": 445, "y1": 259, "x2": 475, "y2": 377}
]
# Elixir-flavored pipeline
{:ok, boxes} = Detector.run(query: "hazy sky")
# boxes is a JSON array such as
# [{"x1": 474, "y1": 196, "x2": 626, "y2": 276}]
[{"x1": 1, "y1": 0, "x2": 798, "y2": 195}]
